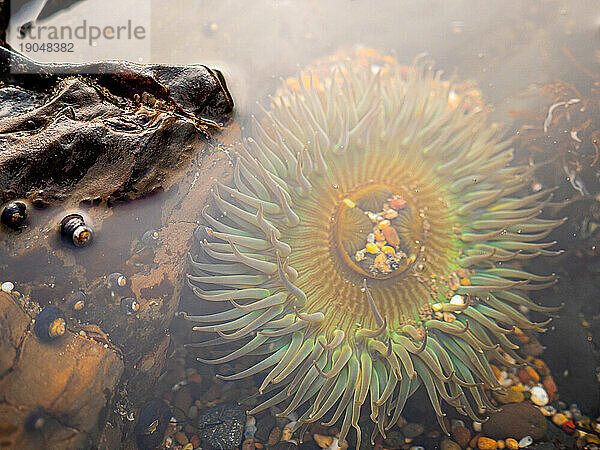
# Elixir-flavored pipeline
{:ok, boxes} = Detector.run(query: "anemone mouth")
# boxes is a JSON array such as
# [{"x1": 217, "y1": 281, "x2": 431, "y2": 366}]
[
  {"x1": 330, "y1": 183, "x2": 421, "y2": 281},
  {"x1": 182, "y1": 52, "x2": 565, "y2": 447}
]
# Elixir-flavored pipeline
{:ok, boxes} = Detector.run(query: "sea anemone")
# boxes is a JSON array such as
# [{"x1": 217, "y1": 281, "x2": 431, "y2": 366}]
[{"x1": 181, "y1": 56, "x2": 564, "y2": 446}]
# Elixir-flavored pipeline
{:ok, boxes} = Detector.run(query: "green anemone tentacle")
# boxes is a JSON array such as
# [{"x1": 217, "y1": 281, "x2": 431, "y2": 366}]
[{"x1": 181, "y1": 56, "x2": 563, "y2": 447}]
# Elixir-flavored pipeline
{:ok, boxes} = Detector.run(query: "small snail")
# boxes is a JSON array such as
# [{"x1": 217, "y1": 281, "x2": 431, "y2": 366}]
[
  {"x1": 1, "y1": 201, "x2": 27, "y2": 230},
  {"x1": 107, "y1": 272, "x2": 127, "y2": 290},
  {"x1": 60, "y1": 214, "x2": 92, "y2": 247},
  {"x1": 134, "y1": 399, "x2": 171, "y2": 450},
  {"x1": 120, "y1": 297, "x2": 140, "y2": 315},
  {"x1": 24, "y1": 407, "x2": 46, "y2": 432},
  {"x1": 34, "y1": 306, "x2": 66, "y2": 341},
  {"x1": 141, "y1": 229, "x2": 160, "y2": 248},
  {"x1": 66, "y1": 290, "x2": 87, "y2": 311}
]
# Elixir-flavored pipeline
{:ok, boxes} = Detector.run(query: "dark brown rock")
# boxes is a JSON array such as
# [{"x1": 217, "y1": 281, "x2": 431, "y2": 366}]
[
  {"x1": 0, "y1": 46, "x2": 233, "y2": 206},
  {"x1": 482, "y1": 402, "x2": 547, "y2": 440}
]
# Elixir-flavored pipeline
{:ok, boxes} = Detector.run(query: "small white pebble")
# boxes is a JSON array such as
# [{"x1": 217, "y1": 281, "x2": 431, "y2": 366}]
[
  {"x1": 449, "y1": 294, "x2": 465, "y2": 306},
  {"x1": 366, "y1": 233, "x2": 376, "y2": 243},
  {"x1": 432, "y1": 303, "x2": 443, "y2": 311},
  {"x1": 530, "y1": 385, "x2": 549, "y2": 406},
  {"x1": 518, "y1": 435, "x2": 533, "y2": 447},
  {"x1": 1, "y1": 281, "x2": 14, "y2": 293},
  {"x1": 472, "y1": 421, "x2": 482, "y2": 432},
  {"x1": 327, "y1": 437, "x2": 339, "y2": 450}
]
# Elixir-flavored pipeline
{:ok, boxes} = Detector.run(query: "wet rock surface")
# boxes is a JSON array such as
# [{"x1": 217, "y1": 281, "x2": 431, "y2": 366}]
[
  {"x1": 0, "y1": 47, "x2": 235, "y2": 449},
  {"x1": 0, "y1": 292, "x2": 123, "y2": 449},
  {"x1": 0, "y1": 46, "x2": 232, "y2": 206}
]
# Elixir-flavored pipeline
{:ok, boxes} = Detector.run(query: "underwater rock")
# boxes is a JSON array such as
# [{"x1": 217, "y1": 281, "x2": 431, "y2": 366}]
[
  {"x1": 197, "y1": 403, "x2": 246, "y2": 450},
  {"x1": 0, "y1": 292, "x2": 30, "y2": 375},
  {"x1": 134, "y1": 398, "x2": 171, "y2": 450},
  {"x1": 482, "y1": 402, "x2": 547, "y2": 440},
  {"x1": 0, "y1": 46, "x2": 233, "y2": 206},
  {"x1": 0, "y1": 293, "x2": 123, "y2": 448}
]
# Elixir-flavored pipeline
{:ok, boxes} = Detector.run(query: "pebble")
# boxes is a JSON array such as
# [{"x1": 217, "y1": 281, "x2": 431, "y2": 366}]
[
  {"x1": 518, "y1": 435, "x2": 533, "y2": 447},
  {"x1": 1, "y1": 281, "x2": 14, "y2": 293},
  {"x1": 268, "y1": 426, "x2": 282, "y2": 445},
  {"x1": 327, "y1": 438, "x2": 340, "y2": 450},
  {"x1": 529, "y1": 385, "x2": 549, "y2": 406},
  {"x1": 483, "y1": 402, "x2": 546, "y2": 440},
  {"x1": 245, "y1": 424, "x2": 257, "y2": 439},
  {"x1": 440, "y1": 438, "x2": 461, "y2": 450},
  {"x1": 383, "y1": 430, "x2": 404, "y2": 448},
  {"x1": 402, "y1": 422, "x2": 424, "y2": 438},
  {"x1": 538, "y1": 405, "x2": 556, "y2": 416},
  {"x1": 242, "y1": 438, "x2": 256, "y2": 450},
  {"x1": 552, "y1": 413, "x2": 568, "y2": 427},
  {"x1": 505, "y1": 438, "x2": 519, "y2": 450},
  {"x1": 478, "y1": 436, "x2": 498, "y2": 449},
  {"x1": 190, "y1": 435, "x2": 200, "y2": 448},
  {"x1": 188, "y1": 373, "x2": 203, "y2": 385},
  {"x1": 188, "y1": 405, "x2": 198, "y2": 420},
  {"x1": 569, "y1": 403, "x2": 583, "y2": 421},
  {"x1": 313, "y1": 434, "x2": 333, "y2": 448},
  {"x1": 174, "y1": 431, "x2": 189, "y2": 445},
  {"x1": 473, "y1": 421, "x2": 482, "y2": 432},
  {"x1": 452, "y1": 425, "x2": 471, "y2": 447},
  {"x1": 449, "y1": 294, "x2": 465, "y2": 306},
  {"x1": 182, "y1": 444, "x2": 193, "y2": 450}
]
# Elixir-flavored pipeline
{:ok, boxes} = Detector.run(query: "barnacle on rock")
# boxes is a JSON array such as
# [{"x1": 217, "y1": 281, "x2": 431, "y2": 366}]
[{"x1": 181, "y1": 54, "x2": 564, "y2": 445}]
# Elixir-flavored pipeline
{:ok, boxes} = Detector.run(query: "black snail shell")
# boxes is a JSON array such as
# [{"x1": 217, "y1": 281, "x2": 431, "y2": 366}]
[
  {"x1": 24, "y1": 407, "x2": 46, "y2": 432},
  {"x1": 107, "y1": 272, "x2": 127, "y2": 290},
  {"x1": 1, "y1": 201, "x2": 27, "y2": 230},
  {"x1": 60, "y1": 214, "x2": 93, "y2": 247},
  {"x1": 120, "y1": 297, "x2": 140, "y2": 315},
  {"x1": 66, "y1": 290, "x2": 87, "y2": 311},
  {"x1": 34, "y1": 306, "x2": 66, "y2": 341},
  {"x1": 134, "y1": 399, "x2": 171, "y2": 450}
]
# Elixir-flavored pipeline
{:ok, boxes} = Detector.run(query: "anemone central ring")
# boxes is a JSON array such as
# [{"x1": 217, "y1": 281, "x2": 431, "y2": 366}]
[{"x1": 330, "y1": 182, "x2": 419, "y2": 281}]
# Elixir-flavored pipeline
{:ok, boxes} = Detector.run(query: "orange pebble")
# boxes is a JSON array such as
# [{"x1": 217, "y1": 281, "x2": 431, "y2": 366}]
[
  {"x1": 382, "y1": 246, "x2": 395, "y2": 255},
  {"x1": 382, "y1": 226, "x2": 400, "y2": 247},
  {"x1": 478, "y1": 436, "x2": 498, "y2": 450},
  {"x1": 389, "y1": 196, "x2": 407, "y2": 210},
  {"x1": 526, "y1": 366, "x2": 540, "y2": 382},
  {"x1": 374, "y1": 230, "x2": 385, "y2": 242},
  {"x1": 543, "y1": 375, "x2": 557, "y2": 401},
  {"x1": 366, "y1": 243, "x2": 379, "y2": 254},
  {"x1": 460, "y1": 278, "x2": 471, "y2": 286},
  {"x1": 517, "y1": 368, "x2": 532, "y2": 384}
]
